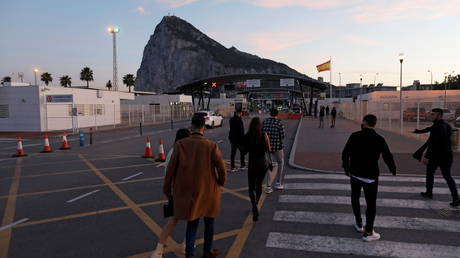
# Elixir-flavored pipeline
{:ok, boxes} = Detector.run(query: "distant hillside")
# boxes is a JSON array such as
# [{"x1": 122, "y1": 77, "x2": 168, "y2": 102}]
[{"x1": 135, "y1": 16, "x2": 308, "y2": 92}]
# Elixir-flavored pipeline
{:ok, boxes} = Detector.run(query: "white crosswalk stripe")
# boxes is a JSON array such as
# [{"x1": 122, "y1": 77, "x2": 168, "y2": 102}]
[
  {"x1": 279, "y1": 194, "x2": 456, "y2": 210},
  {"x1": 285, "y1": 173, "x2": 457, "y2": 183},
  {"x1": 284, "y1": 182, "x2": 452, "y2": 194},
  {"x1": 266, "y1": 232, "x2": 460, "y2": 258},
  {"x1": 265, "y1": 172, "x2": 460, "y2": 257},
  {"x1": 273, "y1": 210, "x2": 460, "y2": 232}
]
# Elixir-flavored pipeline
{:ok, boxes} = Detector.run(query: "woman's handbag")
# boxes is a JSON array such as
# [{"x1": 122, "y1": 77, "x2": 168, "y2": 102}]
[{"x1": 163, "y1": 198, "x2": 174, "y2": 218}]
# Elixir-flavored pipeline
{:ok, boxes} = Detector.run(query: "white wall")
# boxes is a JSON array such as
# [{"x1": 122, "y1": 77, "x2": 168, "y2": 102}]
[
  {"x1": 0, "y1": 86, "x2": 41, "y2": 131},
  {"x1": 0, "y1": 85, "x2": 134, "y2": 132}
]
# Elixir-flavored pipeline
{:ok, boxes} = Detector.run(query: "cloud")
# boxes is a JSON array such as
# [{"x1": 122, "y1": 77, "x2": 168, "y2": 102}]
[
  {"x1": 248, "y1": 31, "x2": 319, "y2": 52},
  {"x1": 136, "y1": 6, "x2": 146, "y2": 14},
  {"x1": 157, "y1": 0, "x2": 200, "y2": 8},
  {"x1": 350, "y1": 0, "x2": 460, "y2": 23},
  {"x1": 345, "y1": 35, "x2": 381, "y2": 46},
  {"x1": 249, "y1": 0, "x2": 358, "y2": 9}
]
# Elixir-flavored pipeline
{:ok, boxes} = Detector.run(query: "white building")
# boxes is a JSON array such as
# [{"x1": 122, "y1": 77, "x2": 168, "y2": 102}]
[{"x1": 0, "y1": 84, "x2": 134, "y2": 132}]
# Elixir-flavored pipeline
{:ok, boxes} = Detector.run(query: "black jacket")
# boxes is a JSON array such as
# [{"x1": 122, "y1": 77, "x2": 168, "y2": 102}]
[
  {"x1": 414, "y1": 119, "x2": 453, "y2": 162},
  {"x1": 229, "y1": 115, "x2": 244, "y2": 144},
  {"x1": 342, "y1": 128, "x2": 396, "y2": 179}
]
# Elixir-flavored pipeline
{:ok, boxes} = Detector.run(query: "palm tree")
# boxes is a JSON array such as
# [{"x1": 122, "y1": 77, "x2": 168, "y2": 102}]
[
  {"x1": 1, "y1": 76, "x2": 11, "y2": 85},
  {"x1": 41, "y1": 73, "x2": 53, "y2": 86},
  {"x1": 80, "y1": 67, "x2": 94, "y2": 88},
  {"x1": 122, "y1": 74, "x2": 135, "y2": 93},
  {"x1": 106, "y1": 80, "x2": 112, "y2": 91},
  {"x1": 60, "y1": 75, "x2": 72, "y2": 87}
]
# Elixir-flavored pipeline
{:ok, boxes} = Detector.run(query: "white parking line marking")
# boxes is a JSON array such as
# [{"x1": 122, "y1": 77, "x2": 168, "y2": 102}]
[
  {"x1": 121, "y1": 172, "x2": 144, "y2": 181},
  {"x1": 217, "y1": 140, "x2": 223, "y2": 143},
  {"x1": 156, "y1": 163, "x2": 165, "y2": 168},
  {"x1": 273, "y1": 210, "x2": 460, "y2": 232},
  {"x1": 266, "y1": 232, "x2": 460, "y2": 258},
  {"x1": 66, "y1": 189, "x2": 100, "y2": 203},
  {"x1": 0, "y1": 218, "x2": 30, "y2": 231}
]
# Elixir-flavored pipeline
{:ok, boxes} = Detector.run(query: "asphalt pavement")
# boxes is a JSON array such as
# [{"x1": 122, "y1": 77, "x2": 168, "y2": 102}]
[{"x1": 1, "y1": 116, "x2": 459, "y2": 258}]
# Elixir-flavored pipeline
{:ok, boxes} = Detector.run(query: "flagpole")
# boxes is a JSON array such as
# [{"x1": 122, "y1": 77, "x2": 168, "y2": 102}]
[{"x1": 329, "y1": 57, "x2": 332, "y2": 101}]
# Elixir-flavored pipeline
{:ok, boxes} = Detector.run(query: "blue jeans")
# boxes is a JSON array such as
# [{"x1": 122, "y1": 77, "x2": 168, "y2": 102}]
[{"x1": 185, "y1": 217, "x2": 214, "y2": 258}]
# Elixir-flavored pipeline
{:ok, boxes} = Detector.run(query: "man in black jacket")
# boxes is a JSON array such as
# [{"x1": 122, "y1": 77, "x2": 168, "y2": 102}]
[
  {"x1": 414, "y1": 108, "x2": 459, "y2": 207},
  {"x1": 342, "y1": 114, "x2": 396, "y2": 242},
  {"x1": 229, "y1": 110, "x2": 246, "y2": 172}
]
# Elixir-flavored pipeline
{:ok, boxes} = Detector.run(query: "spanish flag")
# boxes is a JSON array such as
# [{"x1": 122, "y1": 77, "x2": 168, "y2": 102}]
[{"x1": 316, "y1": 60, "x2": 331, "y2": 72}]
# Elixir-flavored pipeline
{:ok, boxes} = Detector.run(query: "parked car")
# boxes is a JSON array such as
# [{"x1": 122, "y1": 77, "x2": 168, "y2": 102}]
[
  {"x1": 454, "y1": 116, "x2": 460, "y2": 128},
  {"x1": 442, "y1": 109, "x2": 455, "y2": 121},
  {"x1": 194, "y1": 110, "x2": 223, "y2": 128},
  {"x1": 403, "y1": 107, "x2": 428, "y2": 121},
  {"x1": 292, "y1": 106, "x2": 302, "y2": 114}
]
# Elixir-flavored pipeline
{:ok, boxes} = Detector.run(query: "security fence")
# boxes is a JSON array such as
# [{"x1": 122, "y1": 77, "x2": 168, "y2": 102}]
[
  {"x1": 336, "y1": 100, "x2": 460, "y2": 146},
  {"x1": 45, "y1": 103, "x2": 195, "y2": 133}
]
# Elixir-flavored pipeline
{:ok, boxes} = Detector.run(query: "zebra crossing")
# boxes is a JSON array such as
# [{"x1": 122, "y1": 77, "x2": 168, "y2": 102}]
[{"x1": 265, "y1": 172, "x2": 460, "y2": 258}]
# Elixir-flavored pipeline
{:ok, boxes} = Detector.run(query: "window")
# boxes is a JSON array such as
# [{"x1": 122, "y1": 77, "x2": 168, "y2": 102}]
[
  {"x1": 0, "y1": 105, "x2": 8, "y2": 118},
  {"x1": 96, "y1": 104, "x2": 105, "y2": 115},
  {"x1": 76, "y1": 104, "x2": 85, "y2": 116}
]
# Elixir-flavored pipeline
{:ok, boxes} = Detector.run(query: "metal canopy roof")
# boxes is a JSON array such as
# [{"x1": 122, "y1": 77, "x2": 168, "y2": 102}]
[{"x1": 175, "y1": 73, "x2": 328, "y2": 93}]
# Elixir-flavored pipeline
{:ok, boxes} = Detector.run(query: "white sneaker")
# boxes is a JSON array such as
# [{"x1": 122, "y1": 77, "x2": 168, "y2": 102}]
[
  {"x1": 362, "y1": 231, "x2": 381, "y2": 242},
  {"x1": 353, "y1": 224, "x2": 364, "y2": 233},
  {"x1": 151, "y1": 244, "x2": 164, "y2": 258},
  {"x1": 265, "y1": 187, "x2": 273, "y2": 194},
  {"x1": 274, "y1": 184, "x2": 284, "y2": 190},
  {"x1": 181, "y1": 242, "x2": 186, "y2": 254}
]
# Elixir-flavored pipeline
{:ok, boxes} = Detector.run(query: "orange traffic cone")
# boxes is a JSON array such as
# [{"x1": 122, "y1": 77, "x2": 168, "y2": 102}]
[
  {"x1": 142, "y1": 136, "x2": 153, "y2": 158},
  {"x1": 12, "y1": 137, "x2": 27, "y2": 157},
  {"x1": 41, "y1": 134, "x2": 53, "y2": 153},
  {"x1": 155, "y1": 139, "x2": 166, "y2": 162},
  {"x1": 60, "y1": 133, "x2": 71, "y2": 150}
]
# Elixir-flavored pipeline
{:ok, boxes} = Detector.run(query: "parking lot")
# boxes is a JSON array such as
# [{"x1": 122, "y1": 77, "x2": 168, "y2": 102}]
[{"x1": 0, "y1": 118, "x2": 298, "y2": 258}]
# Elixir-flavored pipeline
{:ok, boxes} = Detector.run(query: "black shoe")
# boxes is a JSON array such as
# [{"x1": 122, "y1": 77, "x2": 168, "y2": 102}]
[
  {"x1": 420, "y1": 192, "x2": 433, "y2": 199},
  {"x1": 450, "y1": 199, "x2": 460, "y2": 207},
  {"x1": 252, "y1": 209, "x2": 259, "y2": 222}
]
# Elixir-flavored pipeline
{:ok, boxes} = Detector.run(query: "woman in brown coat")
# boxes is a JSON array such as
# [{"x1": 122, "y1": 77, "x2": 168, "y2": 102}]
[{"x1": 163, "y1": 116, "x2": 226, "y2": 258}]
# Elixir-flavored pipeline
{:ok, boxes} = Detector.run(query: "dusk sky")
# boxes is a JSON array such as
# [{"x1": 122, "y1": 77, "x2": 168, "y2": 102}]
[{"x1": 1, "y1": 0, "x2": 459, "y2": 91}]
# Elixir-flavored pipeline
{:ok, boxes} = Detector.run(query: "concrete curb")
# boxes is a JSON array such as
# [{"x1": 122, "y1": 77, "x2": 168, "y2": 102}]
[{"x1": 287, "y1": 116, "x2": 341, "y2": 174}]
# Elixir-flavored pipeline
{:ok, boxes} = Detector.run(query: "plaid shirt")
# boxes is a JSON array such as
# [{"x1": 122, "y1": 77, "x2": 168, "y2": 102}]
[{"x1": 263, "y1": 117, "x2": 285, "y2": 152}]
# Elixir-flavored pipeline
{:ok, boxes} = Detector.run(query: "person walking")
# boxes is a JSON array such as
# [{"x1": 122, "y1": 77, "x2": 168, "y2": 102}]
[
  {"x1": 331, "y1": 107, "x2": 337, "y2": 128},
  {"x1": 325, "y1": 105, "x2": 330, "y2": 116},
  {"x1": 151, "y1": 128, "x2": 191, "y2": 258},
  {"x1": 243, "y1": 117, "x2": 271, "y2": 221},
  {"x1": 413, "y1": 108, "x2": 460, "y2": 207},
  {"x1": 263, "y1": 108, "x2": 285, "y2": 193},
  {"x1": 342, "y1": 114, "x2": 397, "y2": 242},
  {"x1": 229, "y1": 110, "x2": 246, "y2": 172},
  {"x1": 163, "y1": 116, "x2": 227, "y2": 258},
  {"x1": 319, "y1": 106, "x2": 325, "y2": 128}
]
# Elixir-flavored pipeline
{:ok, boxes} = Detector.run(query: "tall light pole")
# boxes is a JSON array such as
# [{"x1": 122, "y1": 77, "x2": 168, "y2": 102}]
[
  {"x1": 107, "y1": 27, "x2": 120, "y2": 91},
  {"x1": 339, "y1": 72, "x2": 342, "y2": 86},
  {"x1": 399, "y1": 53, "x2": 405, "y2": 133},
  {"x1": 33, "y1": 68, "x2": 39, "y2": 85},
  {"x1": 374, "y1": 73, "x2": 379, "y2": 85},
  {"x1": 427, "y1": 70, "x2": 433, "y2": 89},
  {"x1": 359, "y1": 74, "x2": 363, "y2": 98}
]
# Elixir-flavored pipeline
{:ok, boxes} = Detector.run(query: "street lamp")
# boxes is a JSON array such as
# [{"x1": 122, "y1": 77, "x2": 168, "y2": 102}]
[
  {"x1": 427, "y1": 70, "x2": 433, "y2": 88},
  {"x1": 33, "y1": 68, "x2": 39, "y2": 85},
  {"x1": 107, "y1": 27, "x2": 120, "y2": 91},
  {"x1": 399, "y1": 53, "x2": 405, "y2": 133},
  {"x1": 359, "y1": 74, "x2": 363, "y2": 97},
  {"x1": 374, "y1": 73, "x2": 379, "y2": 86},
  {"x1": 339, "y1": 72, "x2": 341, "y2": 86}
]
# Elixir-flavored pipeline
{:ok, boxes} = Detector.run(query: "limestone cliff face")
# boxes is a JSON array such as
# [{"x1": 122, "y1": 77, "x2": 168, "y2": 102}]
[{"x1": 135, "y1": 16, "x2": 305, "y2": 92}]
